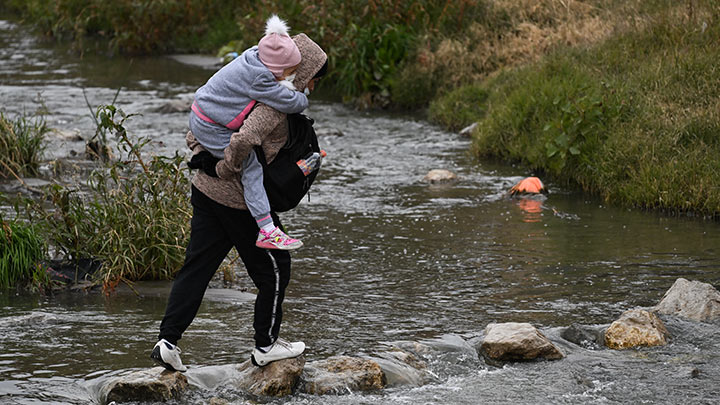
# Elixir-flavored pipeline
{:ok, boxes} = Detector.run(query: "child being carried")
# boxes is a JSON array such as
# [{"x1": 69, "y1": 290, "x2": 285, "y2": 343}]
[{"x1": 189, "y1": 15, "x2": 310, "y2": 250}]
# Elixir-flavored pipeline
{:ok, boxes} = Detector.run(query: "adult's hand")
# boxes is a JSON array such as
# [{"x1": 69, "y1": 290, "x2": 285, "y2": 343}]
[{"x1": 188, "y1": 151, "x2": 220, "y2": 178}]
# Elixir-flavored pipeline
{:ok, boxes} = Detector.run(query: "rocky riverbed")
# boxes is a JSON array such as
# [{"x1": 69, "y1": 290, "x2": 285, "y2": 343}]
[{"x1": 95, "y1": 278, "x2": 720, "y2": 404}]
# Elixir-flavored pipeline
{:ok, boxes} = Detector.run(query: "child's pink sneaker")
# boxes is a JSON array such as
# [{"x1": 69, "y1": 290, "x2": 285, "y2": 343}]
[{"x1": 256, "y1": 227, "x2": 303, "y2": 250}]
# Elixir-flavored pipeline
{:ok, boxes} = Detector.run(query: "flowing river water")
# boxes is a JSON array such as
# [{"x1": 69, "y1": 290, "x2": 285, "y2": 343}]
[{"x1": 1, "y1": 18, "x2": 719, "y2": 405}]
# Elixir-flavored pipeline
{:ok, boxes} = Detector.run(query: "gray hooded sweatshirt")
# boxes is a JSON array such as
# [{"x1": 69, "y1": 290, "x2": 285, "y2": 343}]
[{"x1": 190, "y1": 46, "x2": 308, "y2": 158}]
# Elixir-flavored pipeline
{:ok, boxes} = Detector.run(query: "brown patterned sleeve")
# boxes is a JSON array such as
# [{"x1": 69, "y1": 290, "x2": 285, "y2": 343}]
[
  {"x1": 185, "y1": 131, "x2": 204, "y2": 153},
  {"x1": 215, "y1": 104, "x2": 284, "y2": 180}
]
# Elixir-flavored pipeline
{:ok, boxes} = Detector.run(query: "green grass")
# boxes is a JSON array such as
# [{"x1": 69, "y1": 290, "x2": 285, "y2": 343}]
[
  {"x1": 428, "y1": 85, "x2": 489, "y2": 131},
  {"x1": 0, "y1": 220, "x2": 47, "y2": 290},
  {"x1": 430, "y1": 3, "x2": 720, "y2": 216},
  {"x1": 0, "y1": 113, "x2": 48, "y2": 179}
]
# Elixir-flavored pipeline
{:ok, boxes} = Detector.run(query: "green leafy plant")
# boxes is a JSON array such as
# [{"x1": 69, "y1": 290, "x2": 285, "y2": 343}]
[
  {"x1": 336, "y1": 22, "x2": 411, "y2": 103},
  {"x1": 34, "y1": 105, "x2": 191, "y2": 289},
  {"x1": 543, "y1": 83, "x2": 622, "y2": 172},
  {"x1": 83, "y1": 87, "x2": 120, "y2": 161}
]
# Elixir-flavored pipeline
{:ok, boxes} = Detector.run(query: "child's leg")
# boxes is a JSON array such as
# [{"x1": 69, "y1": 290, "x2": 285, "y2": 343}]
[
  {"x1": 241, "y1": 150, "x2": 273, "y2": 231},
  {"x1": 242, "y1": 150, "x2": 303, "y2": 250}
]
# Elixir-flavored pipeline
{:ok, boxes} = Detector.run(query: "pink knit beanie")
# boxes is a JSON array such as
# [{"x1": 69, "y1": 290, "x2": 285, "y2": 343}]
[{"x1": 258, "y1": 15, "x2": 301, "y2": 77}]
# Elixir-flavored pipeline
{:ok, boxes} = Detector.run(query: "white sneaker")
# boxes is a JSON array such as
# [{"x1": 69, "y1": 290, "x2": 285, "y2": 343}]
[
  {"x1": 251, "y1": 338, "x2": 305, "y2": 367},
  {"x1": 150, "y1": 339, "x2": 187, "y2": 372}
]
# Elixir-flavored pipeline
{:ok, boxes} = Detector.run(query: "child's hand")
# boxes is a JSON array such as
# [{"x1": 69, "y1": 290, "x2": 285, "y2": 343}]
[{"x1": 188, "y1": 151, "x2": 220, "y2": 177}]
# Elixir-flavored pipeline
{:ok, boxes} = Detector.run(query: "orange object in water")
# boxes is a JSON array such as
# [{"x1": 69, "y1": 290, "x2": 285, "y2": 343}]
[{"x1": 510, "y1": 177, "x2": 546, "y2": 196}]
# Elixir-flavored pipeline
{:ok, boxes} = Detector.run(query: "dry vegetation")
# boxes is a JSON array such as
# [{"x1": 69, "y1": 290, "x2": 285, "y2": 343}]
[{"x1": 400, "y1": 0, "x2": 665, "y2": 94}]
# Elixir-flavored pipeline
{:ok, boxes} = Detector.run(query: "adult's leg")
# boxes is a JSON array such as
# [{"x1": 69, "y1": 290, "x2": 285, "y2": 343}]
[
  {"x1": 215, "y1": 208, "x2": 292, "y2": 348},
  {"x1": 159, "y1": 186, "x2": 233, "y2": 344},
  {"x1": 248, "y1": 246, "x2": 291, "y2": 347}
]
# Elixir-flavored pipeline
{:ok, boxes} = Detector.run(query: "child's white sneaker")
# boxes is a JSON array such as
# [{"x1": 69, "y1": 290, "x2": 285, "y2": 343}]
[
  {"x1": 150, "y1": 339, "x2": 187, "y2": 372},
  {"x1": 251, "y1": 338, "x2": 305, "y2": 367},
  {"x1": 255, "y1": 227, "x2": 303, "y2": 250}
]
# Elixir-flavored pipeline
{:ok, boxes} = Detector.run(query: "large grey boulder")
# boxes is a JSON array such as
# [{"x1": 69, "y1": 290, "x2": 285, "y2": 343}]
[
  {"x1": 234, "y1": 356, "x2": 305, "y2": 397},
  {"x1": 479, "y1": 322, "x2": 564, "y2": 364},
  {"x1": 604, "y1": 309, "x2": 669, "y2": 350},
  {"x1": 299, "y1": 356, "x2": 386, "y2": 395},
  {"x1": 653, "y1": 278, "x2": 720, "y2": 322},
  {"x1": 100, "y1": 367, "x2": 188, "y2": 404}
]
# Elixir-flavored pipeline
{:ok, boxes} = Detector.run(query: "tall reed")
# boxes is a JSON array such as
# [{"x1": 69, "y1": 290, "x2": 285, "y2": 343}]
[
  {"x1": 0, "y1": 220, "x2": 47, "y2": 290},
  {"x1": 0, "y1": 113, "x2": 48, "y2": 179}
]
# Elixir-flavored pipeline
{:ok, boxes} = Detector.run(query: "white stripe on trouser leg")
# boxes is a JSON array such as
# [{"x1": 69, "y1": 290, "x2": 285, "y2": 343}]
[{"x1": 266, "y1": 251, "x2": 280, "y2": 344}]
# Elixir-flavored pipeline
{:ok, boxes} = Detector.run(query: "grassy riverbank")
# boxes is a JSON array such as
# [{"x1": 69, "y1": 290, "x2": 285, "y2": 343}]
[{"x1": 430, "y1": 1, "x2": 720, "y2": 217}]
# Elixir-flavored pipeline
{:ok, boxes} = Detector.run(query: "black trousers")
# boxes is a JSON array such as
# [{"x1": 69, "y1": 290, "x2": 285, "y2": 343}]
[{"x1": 159, "y1": 185, "x2": 291, "y2": 348}]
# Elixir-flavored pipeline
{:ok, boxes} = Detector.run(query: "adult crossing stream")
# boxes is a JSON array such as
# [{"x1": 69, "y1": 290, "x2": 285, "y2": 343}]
[{"x1": 1, "y1": 18, "x2": 719, "y2": 404}]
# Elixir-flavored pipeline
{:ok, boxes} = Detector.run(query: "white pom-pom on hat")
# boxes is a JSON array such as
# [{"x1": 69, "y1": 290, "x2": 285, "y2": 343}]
[
  {"x1": 265, "y1": 14, "x2": 290, "y2": 37},
  {"x1": 258, "y1": 15, "x2": 301, "y2": 77}
]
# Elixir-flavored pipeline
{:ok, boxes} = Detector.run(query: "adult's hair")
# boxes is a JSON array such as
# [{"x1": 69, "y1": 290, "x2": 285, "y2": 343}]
[{"x1": 313, "y1": 60, "x2": 328, "y2": 79}]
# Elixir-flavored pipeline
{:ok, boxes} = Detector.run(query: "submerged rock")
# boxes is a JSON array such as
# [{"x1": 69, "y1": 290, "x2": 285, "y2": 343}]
[
  {"x1": 422, "y1": 169, "x2": 458, "y2": 184},
  {"x1": 459, "y1": 122, "x2": 478, "y2": 137},
  {"x1": 674, "y1": 366, "x2": 701, "y2": 379},
  {"x1": 234, "y1": 356, "x2": 305, "y2": 397},
  {"x1": 653, "y1": 278, "x2": 720, "y2": 322},
  {"x1": 168, "y1": 54, "x2": 222, "y2": 69},
  {"x1": 154, "y1": 98, "x2": 192, "y2": 114},
  {"x1": 52, "y1": 129, "x2": 85, "y2": 142},
  {"x1": 85, "y1": 140, "x2": 114, "y2": 161},
  {"x1": 604, "y1": 309, "x2": 669, "y2": 350},
  {"x1": 561, "y1": 323, "x2": 605, "y2": 349},
  {"x1": 43, "y1": 258, "x2": 102, "y2": 285},
  {"x1": 299, "y1": 356, "x2": 386, "y2": 395},
  {"x1": 479, "y1": 322, "x2": 564, "y2": 364},
  {"x1": 315, "y1": 127, "x2": 344, "y2": 137},
  {"x1": 373, "y1": 348, "x2": 431, "y2": 387},
  {"x1": 100, "y1": 367, "x2": 187, "y2": 404}
]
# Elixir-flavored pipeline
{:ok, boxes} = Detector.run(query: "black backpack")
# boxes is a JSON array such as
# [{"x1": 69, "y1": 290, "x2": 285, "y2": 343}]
[{"x1": 254, "y1": 113, "x2": 321, "y2": 212}]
